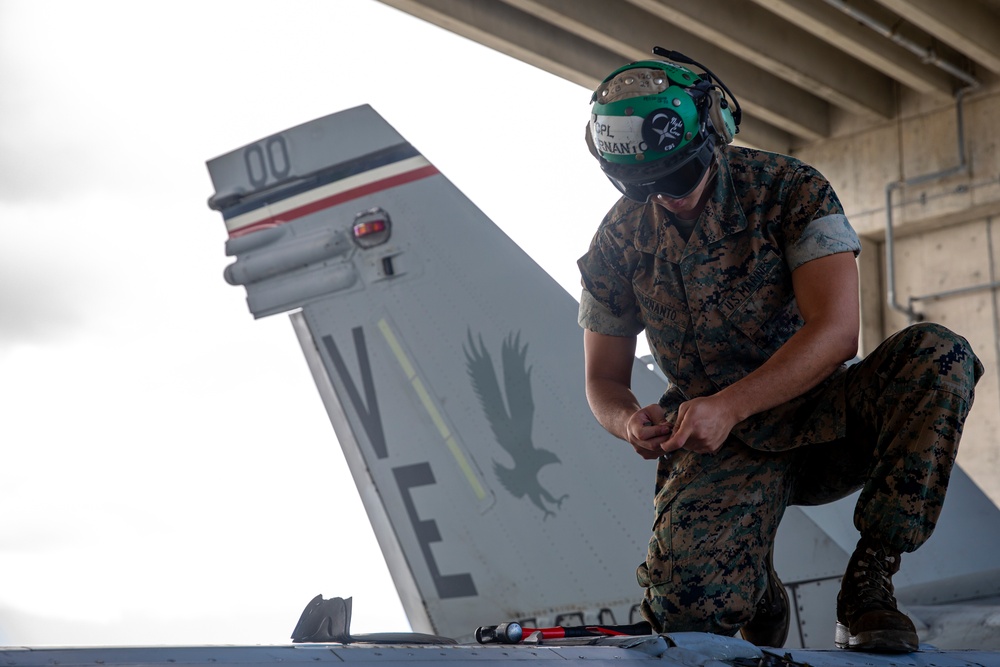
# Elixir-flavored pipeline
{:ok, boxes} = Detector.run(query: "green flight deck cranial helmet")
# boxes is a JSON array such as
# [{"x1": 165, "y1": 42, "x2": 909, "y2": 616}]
[{"x1": 587, "y1": 49, "x2": 741, "y2": 202}]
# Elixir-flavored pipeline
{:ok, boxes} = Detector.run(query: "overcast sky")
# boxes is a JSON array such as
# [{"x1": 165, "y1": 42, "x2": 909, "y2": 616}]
[{"x1": 0, "y1": 0, "x2": 620, "y2": 646}]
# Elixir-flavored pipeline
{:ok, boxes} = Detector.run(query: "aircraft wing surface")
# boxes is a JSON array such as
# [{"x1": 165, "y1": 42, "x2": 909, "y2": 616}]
[{"x1": 4, "y1": 635, "x2": 1000, "y2": 667}]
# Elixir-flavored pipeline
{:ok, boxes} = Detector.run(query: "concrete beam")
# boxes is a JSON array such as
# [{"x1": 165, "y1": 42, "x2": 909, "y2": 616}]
[
  {"x1": 377, "y1": 0, "x2": 799, "y2": 151},
  {"x1": 733, "y1": 117, "x2": 797, "y2": 153},
  {"x1": 748, "y1": 0, "x2": 954, "y2": 99},
  {"x1": 498, "y1": 0, "x2": 828, "y2": 142},
  {"x1": 374, "y1": 0, "x2": 622, "y2": 90},
  {"x1": 625, "y1": 0, "x2": 897, "y2": 118},
  {"x1": 872, "y1": 0, "x2": 1000, "y2": 75}
]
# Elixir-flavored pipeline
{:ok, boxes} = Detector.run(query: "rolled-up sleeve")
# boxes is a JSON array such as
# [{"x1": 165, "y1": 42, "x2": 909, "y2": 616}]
[
  {"x1": 786, "y1": 213, "x2": 861, "y2": 271},
  {"x1": 779, "y1": 165, "x2": 861, "y2": 271},
  {"x1": 578, "y1": 288, "x2": 644, "y2": 336},
  {"x1": 577, "y1": 225, "x2": 645, "y2": 336}
]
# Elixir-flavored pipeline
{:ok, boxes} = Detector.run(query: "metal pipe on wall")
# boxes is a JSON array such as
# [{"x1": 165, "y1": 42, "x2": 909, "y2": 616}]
[
  {"x1": 884, "y1": 88, "x2": 972, "y2": 323},
  {"x1": 821, "y1": 0, "x2": 983, "y2": 323},
  {"x1": 820, "y1": 0, "x2": 980, "y2": 88}
]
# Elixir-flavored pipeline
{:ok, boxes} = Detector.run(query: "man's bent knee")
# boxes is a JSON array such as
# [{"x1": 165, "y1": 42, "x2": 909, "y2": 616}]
[{"x1": 868, "y1": 322, "x2": 982, "y2": 399}]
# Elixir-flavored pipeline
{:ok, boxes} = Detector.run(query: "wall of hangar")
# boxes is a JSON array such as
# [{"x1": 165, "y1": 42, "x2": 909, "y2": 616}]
[{"x1": 794, "y1": 84, "x2": 1000, "y2": 507}]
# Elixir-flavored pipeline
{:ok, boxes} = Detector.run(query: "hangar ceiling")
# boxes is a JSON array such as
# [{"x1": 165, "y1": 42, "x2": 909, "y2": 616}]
[{"x1": 375, "y1": 0, "x2": 1000, "y2": 152}]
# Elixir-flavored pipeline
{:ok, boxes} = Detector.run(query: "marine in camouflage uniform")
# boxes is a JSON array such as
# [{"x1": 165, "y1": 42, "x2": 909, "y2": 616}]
[{"x1": 578, "y1": 67, "x2": 983, "y2": 650}]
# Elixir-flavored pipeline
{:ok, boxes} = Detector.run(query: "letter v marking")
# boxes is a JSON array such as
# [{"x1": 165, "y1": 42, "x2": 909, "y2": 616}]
[{"x1": 322, "y1": 327, "x2": 388, "y2": 459}]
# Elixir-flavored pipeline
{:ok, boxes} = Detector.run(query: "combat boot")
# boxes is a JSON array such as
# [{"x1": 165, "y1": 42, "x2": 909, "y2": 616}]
[
  {"x1": 740, "y1": 548, "x2": 789, "y2": 647},
  {"x1": 835, "y1": 536, "x2": 918, "y2": 652}
]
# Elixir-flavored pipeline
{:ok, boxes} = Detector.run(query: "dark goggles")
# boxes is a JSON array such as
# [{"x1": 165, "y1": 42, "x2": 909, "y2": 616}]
[{"x1": 602, "y1": 135, "x2": 716, "y2": 202}]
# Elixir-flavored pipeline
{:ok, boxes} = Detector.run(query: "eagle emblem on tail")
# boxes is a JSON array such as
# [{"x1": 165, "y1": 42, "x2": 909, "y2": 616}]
[{"x1": 463, "y1": 331, "x2": 568, "y2": 519}]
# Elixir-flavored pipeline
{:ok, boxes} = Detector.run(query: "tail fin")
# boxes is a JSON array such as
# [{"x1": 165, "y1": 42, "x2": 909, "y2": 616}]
[
  {"x1": 207, "y1": 105, "x2": 1000, "y2": 647},
  {"x1": 207, "y1": 105, "x2": 665, "y2": 640}
]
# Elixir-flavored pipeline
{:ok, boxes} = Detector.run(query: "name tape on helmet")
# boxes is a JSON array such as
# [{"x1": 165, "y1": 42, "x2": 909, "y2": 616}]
[{"x1": 591, "y1": 114, "x2": 646, "y2": 157}]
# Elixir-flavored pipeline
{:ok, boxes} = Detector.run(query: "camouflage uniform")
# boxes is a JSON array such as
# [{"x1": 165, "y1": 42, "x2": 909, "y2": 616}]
[{"x1": 577, "y1": 146, "x2": 983, "y2": 636}]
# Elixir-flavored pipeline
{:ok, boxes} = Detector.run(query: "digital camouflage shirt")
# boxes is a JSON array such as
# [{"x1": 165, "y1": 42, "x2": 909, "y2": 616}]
[{"x1": 578, "y1": 146, "x2": 861, "y2": 450}]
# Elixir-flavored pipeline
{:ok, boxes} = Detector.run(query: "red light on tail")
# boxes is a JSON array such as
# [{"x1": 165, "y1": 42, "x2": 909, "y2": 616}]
[
  {"x1": 351, "y1": 208, "x2": 391, "y2": 248},
  {"x1": 353, "y1": 219, "x2": 386, "y2": 237}
]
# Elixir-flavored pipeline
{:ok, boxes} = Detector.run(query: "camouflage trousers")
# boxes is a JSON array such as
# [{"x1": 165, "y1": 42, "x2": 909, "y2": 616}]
[{"x1": 636, "y1": 322, "x2": 983, "y2": 636}]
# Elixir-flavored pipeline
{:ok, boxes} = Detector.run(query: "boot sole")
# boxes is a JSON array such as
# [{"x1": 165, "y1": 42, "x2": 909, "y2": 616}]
[{"x1": 835, "y1": 622, "x2": 919, "y2": 653}]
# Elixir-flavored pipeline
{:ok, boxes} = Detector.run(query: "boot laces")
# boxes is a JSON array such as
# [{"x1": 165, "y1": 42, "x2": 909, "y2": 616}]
[
  {"x1": 851, "y1": 546, "x2": 898, "y2": 611},
  {"x1": 757, "y1": 582, "x2": 782, "y2": 616}
]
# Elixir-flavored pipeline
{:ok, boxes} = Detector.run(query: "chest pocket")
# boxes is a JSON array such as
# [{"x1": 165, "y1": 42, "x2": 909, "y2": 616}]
[{"x1": 717, "y1": 250, "x2": 795, "y2": 350}]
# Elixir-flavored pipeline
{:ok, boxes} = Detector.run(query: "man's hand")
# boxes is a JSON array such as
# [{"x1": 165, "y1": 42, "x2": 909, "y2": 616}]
[
  {"x1": 584, "y1": 330, "x2": 674, "y2": 460},
  {"x1": 661, "y1": 394, "x2": 740, "y2": 454},
  {"x1": 625, "y1": 403, "x2": 673, "y2": 459}
]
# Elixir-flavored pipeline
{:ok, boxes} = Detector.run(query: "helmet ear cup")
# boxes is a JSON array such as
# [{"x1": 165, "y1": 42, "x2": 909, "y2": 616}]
[{"x1": 707, "y1": 88, "x2": 735, "y2": 144}]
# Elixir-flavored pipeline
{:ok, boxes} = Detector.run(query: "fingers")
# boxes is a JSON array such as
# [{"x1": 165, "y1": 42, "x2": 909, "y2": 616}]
[
  {"x1": 661, "y1": 424, "x2": 688, "y2": 453},
  {"x1": 661, "y1": 402, "x2": 689, "y2": 452},
  {"x1": 639, "y1": 403, "x2": 666, "y2": 426},
  {"x1": 660, "y1": 398, "x2": 727, "y2": 454},
  {"x1": 628, "y1": 404, "x2": 673, "y2": 459},
  {"x1": 630, "y1": 443, "x2": 663, "y2": 460},
  {"x1": 634, "y1": 424, "x2": 673, "y2": 457}
]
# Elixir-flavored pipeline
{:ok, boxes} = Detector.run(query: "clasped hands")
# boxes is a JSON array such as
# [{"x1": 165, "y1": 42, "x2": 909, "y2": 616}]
[{"x1": 626, "y1": 394, "x2": 739, "y2": 459}]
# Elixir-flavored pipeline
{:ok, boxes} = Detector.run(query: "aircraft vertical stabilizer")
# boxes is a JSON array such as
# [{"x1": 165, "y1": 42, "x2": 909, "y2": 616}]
[{"x1": 207, "y1": 105, "x2": 666, "y2": 640}]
